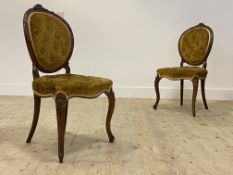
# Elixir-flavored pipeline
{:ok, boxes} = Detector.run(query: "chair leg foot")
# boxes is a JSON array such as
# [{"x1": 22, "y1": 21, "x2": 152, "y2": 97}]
[
  {"x1": 55, "y1": 93, "x2": 68, "y2": 163},
  {"x1": 201, "y1": 79, "x2": 208, "y2": 110},
  {"x1": 105, "y1": 89, "x2": 115, "y2": 143},
  {"x1": 109, "y1": 135, "x2": 115, "y2": 143},
  {"x1": 58, "y1": 150, "x2": 64, "y2": 163},
  {"x1": 153, "y1": 75, "x2": 161, "y2": 109},
  {"x1": 26, "y1": 94, "x2": 41, "y2": 143},
  {"x1": 192, "y1": 76, "x2": 199, "y2": 117}
]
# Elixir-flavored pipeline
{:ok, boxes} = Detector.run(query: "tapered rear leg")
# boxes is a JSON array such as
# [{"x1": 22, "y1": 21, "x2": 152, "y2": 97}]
[
  {"x1": 180, "y1": 79, "x2": 184, "y2": 106},
  {"x1": 105, "y1": 88, "x2": 115, "y2": 143},
  {"x1": 153, "y1": 75, "x2": 161, "y2": 109},
  {"x1": 55, "y1": 93, "x2": 68, "y2": 163},
  {"x1": 26, "y1": 94, "x2": 41, "y2": 143},
  {"x1": 192, "y1": 76, "x2": 199, "y2": 117},
  {"x1": 201, "y1": 79, "x2": 208, "y2": 109}
]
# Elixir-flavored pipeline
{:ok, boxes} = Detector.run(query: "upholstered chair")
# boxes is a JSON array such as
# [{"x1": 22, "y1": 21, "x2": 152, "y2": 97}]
[
  {"x1": 153, "y1": 23, "x2": 214, "y2": 117},
  {"x1": 23, "y1": 4, "x2": 115, "y2": 163}
]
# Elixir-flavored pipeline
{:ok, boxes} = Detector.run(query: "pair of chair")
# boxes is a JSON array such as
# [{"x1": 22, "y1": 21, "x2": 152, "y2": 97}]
[{"x1": 23, "y1": 4, "x2": 213, "y2": 163}]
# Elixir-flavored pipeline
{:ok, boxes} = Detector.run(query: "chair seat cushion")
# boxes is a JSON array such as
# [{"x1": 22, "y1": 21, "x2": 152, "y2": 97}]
[
  {"x1": 33, "y1": 74, "x2": 113, "y2": 98},
  {"x1": 157, "y1": 66, "x2": 208, "y2": 80}
]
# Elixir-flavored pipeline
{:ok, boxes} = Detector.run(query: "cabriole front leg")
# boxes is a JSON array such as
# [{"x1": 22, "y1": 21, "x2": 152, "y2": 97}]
[
  {"x1": 55, "y1": 93, "x2": 68, "y2": 163},
  {"x1": 26, "y1": 94, "x2": 41, "y2": 143},
  {"x1": 105, "y1": 88, "x2": 115, "y2": 143},
  {"x1": 153, "y1": 75, "x2": 161, "y2": 109},
  {"x1": 191, "y1": 76, "x2": 199, "y2": 117}
]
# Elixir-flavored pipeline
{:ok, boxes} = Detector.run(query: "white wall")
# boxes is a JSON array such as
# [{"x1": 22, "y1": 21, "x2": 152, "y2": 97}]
[{"x1": 0, "y1": 0, "x2": 233, "y2": 100}]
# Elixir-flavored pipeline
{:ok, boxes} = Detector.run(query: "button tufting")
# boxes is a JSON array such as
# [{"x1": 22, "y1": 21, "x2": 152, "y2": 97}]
[
  {"x1": 39, "y1": 49, "x2": 44, "y2": 55},
  {"x1": 55, "y1": 33, "x2": 60, "y2": 39},
  {"x1": 62, "y1": 51, "x2": 66, "y2": 56},
  {"x1": 53, "y1": 44, "x2": 56, "y2": 49}
]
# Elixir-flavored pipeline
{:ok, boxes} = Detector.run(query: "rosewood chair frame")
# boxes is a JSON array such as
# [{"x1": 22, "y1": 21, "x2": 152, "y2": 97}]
[
  {"x1": 23, "y1": 4, "x2": 115, "y2": 163},
  {"x1": 153, "y1": 23, "x2": 214, "y2": 117}
]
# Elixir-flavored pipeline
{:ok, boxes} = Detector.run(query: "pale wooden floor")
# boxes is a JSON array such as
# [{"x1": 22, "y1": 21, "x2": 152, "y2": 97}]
[{"x1": 0, "y1": 96, "x2": 233, "y2": 175}]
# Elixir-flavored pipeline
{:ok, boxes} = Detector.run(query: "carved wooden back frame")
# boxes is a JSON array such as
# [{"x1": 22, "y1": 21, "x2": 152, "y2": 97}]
[
  {"x1": 178, "y1": 23, "x2": 214, "y2": 69},
  {"x1": 23, "y1": 4, "x2": 74, "y2": 78}
]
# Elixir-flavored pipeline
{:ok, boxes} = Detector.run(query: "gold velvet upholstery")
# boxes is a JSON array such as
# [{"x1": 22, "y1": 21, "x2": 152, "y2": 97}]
[
  {"x1": 25, "y1": 8, "x2": 113, "y2": 99},
  {"x1": 33, "y1": 74, "x2": 113, "y2": 98},
  {"x1": 157, "y1": 67, "x2": 208, "y2": 80},
  {"x1": 29, "y1": 12, "x2": 72, "y2": 71},
  {"x1": 153, "y1": 23, "x2": 214, "y2": 117},
  {"x1": 179, "y1": 28, "x2": 211, "y2": 65}
]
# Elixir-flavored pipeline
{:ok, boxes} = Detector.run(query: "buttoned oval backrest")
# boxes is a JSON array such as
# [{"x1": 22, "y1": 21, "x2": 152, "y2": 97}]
[
  {"x1": 178, "y1": 23, "x2": 213, "y2": 66},
  {"x1": 24, "y1": 5, "x2": 74, "y2": 72}
]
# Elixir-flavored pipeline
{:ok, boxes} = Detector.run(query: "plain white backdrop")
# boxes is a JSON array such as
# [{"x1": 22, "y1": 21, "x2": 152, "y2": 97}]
[{"x1": 0, "y1": 0, "x2": 233, "y2": 99}]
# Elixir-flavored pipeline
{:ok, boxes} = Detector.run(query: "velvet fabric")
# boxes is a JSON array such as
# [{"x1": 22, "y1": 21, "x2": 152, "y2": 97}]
[
  {"x1": 157, "y1": 67, "x2": 208, "y2": 80},
  {"x1": 179, "y1": 28, "x2": 210, "y2": 65},
  {"x1": 33, "y1": 74, "x2": 113, "y2": 98},
  {"x1": 28, "y1": 12, "x2": 72, "y2": 71}
]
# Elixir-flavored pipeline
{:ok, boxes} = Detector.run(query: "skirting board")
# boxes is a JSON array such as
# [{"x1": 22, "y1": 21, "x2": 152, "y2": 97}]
[
  {"x1": 0, "y1": 84, "x2": 233, "y2": 100},
  {"x1": 114, "y1": 86, "x2": 233, "y2": 100}
]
